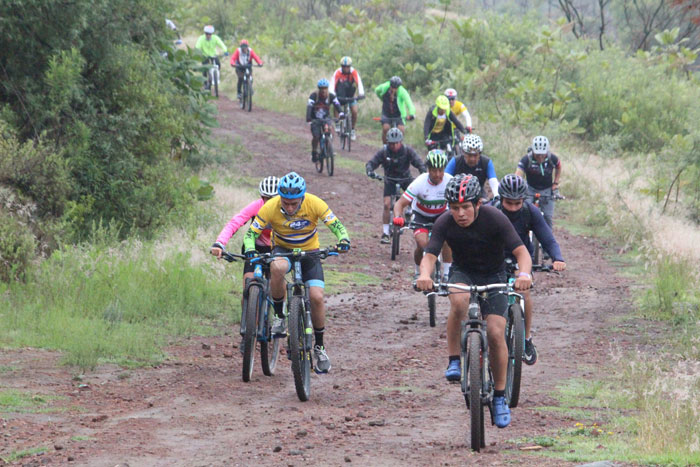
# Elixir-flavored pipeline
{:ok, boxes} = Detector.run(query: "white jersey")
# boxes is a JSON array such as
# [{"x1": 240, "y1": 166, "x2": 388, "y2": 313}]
[{"x1": 402, "y1": 173, "x2": 453, "y2": 217}]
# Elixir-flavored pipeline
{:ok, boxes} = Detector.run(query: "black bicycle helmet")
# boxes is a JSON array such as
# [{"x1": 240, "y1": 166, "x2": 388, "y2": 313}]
[
  {"x1": 445, "y1": 174, "x2": 481, "y2": 204},
  {"x1": 389, "y1": 76, "x2": 402, "y2": 88},
  {"x1": 386, "y1": 127, "x2": 403, "y2": 143},
  {"x1": 498, "y1": 174, "x2": 527, "y2": 200}
]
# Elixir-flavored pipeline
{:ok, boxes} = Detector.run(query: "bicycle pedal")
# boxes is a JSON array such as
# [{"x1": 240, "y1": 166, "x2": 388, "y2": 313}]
[{"x1": 314, "y1": 367, "x2": 328, "y2": 375}]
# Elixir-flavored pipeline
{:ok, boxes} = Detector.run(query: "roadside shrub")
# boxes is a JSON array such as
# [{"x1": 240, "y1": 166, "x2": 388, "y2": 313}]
[{"x1": 0, "y1": 209, "x2": 36, "y2": 282}]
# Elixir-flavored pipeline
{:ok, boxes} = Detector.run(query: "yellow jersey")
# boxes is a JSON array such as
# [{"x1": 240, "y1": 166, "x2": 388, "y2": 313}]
[
  {"x1": 250, "y1": 194, "x2": 337, "y2": 250},
  {"x1": 450, "y1": 100, "x2": 468, "y2": 118}
]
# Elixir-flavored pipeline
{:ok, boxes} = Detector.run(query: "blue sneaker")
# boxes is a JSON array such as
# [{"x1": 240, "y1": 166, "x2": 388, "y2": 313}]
[
  {"x1": 491, "y1": 396, "x2": 511, "y2": 428},
  {"x1": 445, "y1": 360, "x2": 461, "y2": 381}
]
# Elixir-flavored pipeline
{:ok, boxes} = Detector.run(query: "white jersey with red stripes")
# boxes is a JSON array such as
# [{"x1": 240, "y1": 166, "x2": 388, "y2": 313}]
[{"x1": 402, "y1": 172, "x2": 453, "y2": 217}]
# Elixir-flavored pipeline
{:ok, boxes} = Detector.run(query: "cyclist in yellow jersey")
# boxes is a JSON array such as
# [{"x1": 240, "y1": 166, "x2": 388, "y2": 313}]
[
  {"x1": 444, "y1": 88, "x2": 472, "y2": 134},
  {"x1": 242, "y1": 172, "x2": 350, "y2": 373}
]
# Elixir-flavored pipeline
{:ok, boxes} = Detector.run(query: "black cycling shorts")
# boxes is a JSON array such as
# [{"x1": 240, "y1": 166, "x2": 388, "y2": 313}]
[
  {"x1": 412, "y1": 211, "x2": 438, "y2": 235},
  {"x1": 384, "y1": 178, "x2": 412, "y2": 197},
  {"x1": 310, "y1": 119, "x2": 332, "y2": 139},
  {"x1": 241, "y1": 244, "x2": 272, "y2": 274},
  {"x1": 381, "y1": 115, "x2": 404, "y2": 126},
  {"x1": 448, "y1": 267, "x2": 508, "y2": 318},
  {"x1": 272, "y1": 246, "x2": 325, "y2": 288}
]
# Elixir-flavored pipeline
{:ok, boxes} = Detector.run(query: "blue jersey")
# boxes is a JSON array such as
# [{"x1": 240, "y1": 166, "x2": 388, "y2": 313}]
[{"x1": 492, "y1": 201, "x2": 564, "y2": 262}]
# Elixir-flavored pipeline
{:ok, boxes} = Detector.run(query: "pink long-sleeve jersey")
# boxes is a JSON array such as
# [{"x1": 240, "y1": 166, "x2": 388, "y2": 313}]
[{"x1": 216, "y1": 199, "x2": 271, "y2": 246}]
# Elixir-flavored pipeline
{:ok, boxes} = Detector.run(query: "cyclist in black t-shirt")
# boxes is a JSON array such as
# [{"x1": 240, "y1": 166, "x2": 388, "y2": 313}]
[
  {"x1": 516, "y1": 135, "x2": 562, "y2": 228},
  {"x1": 416, "y1": 173, "x2": 532, "y2": 429}
]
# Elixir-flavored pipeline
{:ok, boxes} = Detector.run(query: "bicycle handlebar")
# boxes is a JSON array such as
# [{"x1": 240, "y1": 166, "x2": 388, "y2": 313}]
[
  {"x1": 373, "y1": 175, "x2": 412, "y2": 183},
  {"x1": 218, "y1": 246, "x2": 339, "y2": 264},
  {"x1": 415, "y1": 282, "x2": 510, "y2": 297}
]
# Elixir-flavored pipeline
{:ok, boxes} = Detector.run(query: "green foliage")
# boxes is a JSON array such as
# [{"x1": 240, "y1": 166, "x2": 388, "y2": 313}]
[
  {"x1": 640, "y1": 256, "x2": 700, "y2": 325},
  {"x1": 0, "y1": 208, "x2": 36, "y2": 282}
]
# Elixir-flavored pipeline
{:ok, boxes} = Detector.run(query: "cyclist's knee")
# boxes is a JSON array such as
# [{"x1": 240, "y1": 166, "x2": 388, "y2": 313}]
[
  {"x1": 309, "y1": 287, "x2": 324, "y2": 305},
  {"x1": 383, "y1": 197, "x2": 392, "y2": 211},
  {"x1": 448, "y1": 291, "x2": 469, "y2": 309}
]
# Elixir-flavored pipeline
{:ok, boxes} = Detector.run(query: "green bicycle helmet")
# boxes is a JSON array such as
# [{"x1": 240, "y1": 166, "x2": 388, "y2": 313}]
[{"x1": 426, "y1": 149, "x2": 448, "y2": 169}]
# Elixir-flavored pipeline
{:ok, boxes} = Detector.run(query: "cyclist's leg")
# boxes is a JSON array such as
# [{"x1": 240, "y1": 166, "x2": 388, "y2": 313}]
[
  {"x1": 269, "y1": 256, "x2": 290, "y2": 316},
  {"x1": 446, "y1": 267, "x2": 472, "y2": 357},
  {"x1": 480, "y1": 271, "x2": 509, "y2": 391},
  {"x1": 541, "y1": 190, "x2": 554, "y2": 228},
  {"x1": 300, "y1": 255, "x2": 328, "y2": 352},
  {"x1": 522, "y1": 288, "x2": 533, "y2": 338},
  {"x1": 382, "y1": 179, "x2": 395, "y2": 236},
  {"x1": 440, "y1": 243, "x2": 453, "y2": 279},
  {"x1": 201, "y1": 58, "x2": 210, "y2": 81},
  {"x1": 310, "y1": 120, "x2": 322, "y2": 160},
  {"x1": 381, "y1": 122, "x2": 390, "y2": 144},
  {"x1": 235, "y1": 66, "x2": 244, "y2": 95},
  {"x1": 397, "y1": 123, "x2": 405, "y2": 135}
]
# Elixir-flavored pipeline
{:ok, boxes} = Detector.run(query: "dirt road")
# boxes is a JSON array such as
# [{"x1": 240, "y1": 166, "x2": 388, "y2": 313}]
[{"x1": 0, "y1": 98, "x2": 631, "y2": 466}]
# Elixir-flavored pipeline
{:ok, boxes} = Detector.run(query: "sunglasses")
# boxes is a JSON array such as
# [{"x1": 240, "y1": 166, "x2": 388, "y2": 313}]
[{"x1": 279, "y1": 186, "x2": 303, "y2": 195}]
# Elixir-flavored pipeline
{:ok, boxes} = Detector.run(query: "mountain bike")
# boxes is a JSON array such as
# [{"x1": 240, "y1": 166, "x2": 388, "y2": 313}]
[
  {"x1": 204, "y1": 56, "x2": 222, "y2": 98},
  {"x1": 238, "y1": 63, "x2": 262, "y2": 112},
  {"x1": 530, "y1": 191, "x2": 565, "y2": 265},
  {"x1": 270, "y1": 247, "x2": 339, "y2": 401},
  {"x1": 426, "y1": 135, "x2": 460, "y2": 159},
  {"x1": 422, "y1": 280, "x2": 524, "y2": 451},
  {"x1": 372, "y1": 175, "x2": 413, "y2": 260},
  {"x1": 219, "y1": 248, "x2": 281, "y2": 382},
  {"x1": 313, "y1": 118, "x2": 336, "y2": 176},
  {"x1": 337, "y1": 96, "x2": 365, "y2": 152}
]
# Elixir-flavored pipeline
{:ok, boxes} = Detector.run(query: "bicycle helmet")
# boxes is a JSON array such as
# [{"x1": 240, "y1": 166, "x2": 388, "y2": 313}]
[
  {"x1": 203, "y1": 25, "x2": 214, "y2": 34},
  {"x1": 239, "y1": 39, "x2": 249, "y2": 46},
  {"x1": 258, "y1": 176, "x2": 280, "y2": 198},
  {"x1": 445, "y1": 174, "x2": 481, "y2": 204},
  {"x1": 532, "y1": 135, "x2": 549, "y2": 155},
  {"x1": 435, "y1": 95, "x2": 450, "y2": 110},
  {"x1": 317, "y1": 78, "x2": 329, "y2": 88},
  {"x1": 499, "y1": 174, "x2": 527, "y2": 200},
  {"x1": 389, "y1": 76, "x2": 402, "y2": 88},
  {"x1": 340, "y1": 56, "x2": 352, "y2": 67},
  {"x1": 386, "y1": 127, "x2": 403, "y2": 143},
  {"x1": 426, "y1": 149, "x2": 448, "y2": 169},
  {"x1": 461, "y1": 134, "x2": 483, "y2": 153},
  {"x1": 444, "y1": 88, "x2": 458, "y2": 99},
  {"x1": 278, "y1": 172, "x2": 306, "y2": 199}
]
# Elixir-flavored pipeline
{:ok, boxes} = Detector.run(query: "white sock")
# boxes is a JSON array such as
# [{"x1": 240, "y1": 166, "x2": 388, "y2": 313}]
[
  {"x1": 415, "y1": 264, "x2": 420, "y2": 275},
  {"x1": 383, "y1": 224, "x2": 390, "y2": 235},
  {"x1": 442, "y1": 262, "x2": 452, "y2": 277}
]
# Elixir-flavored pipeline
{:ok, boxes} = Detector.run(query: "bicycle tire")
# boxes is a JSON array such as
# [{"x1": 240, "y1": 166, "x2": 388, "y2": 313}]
[
  {"x1": 260, "y1": 299, "x2": 280, "y2": 376},
  {"x1": 390, "y1": 225, "x2": 400, "y2": 261},
  {"x1": 346, "y1": 114, "x2": 352, "y2": 152},
  {"x1": 340, "y1": 119, "x2": 347, "y2": 151},
  {"x1": 242, "y1": 284, "x2": 260, "y2": 382},
  {"x1": 506, "y1": 303, "x2": 525, "y2": 408},
  {"x1": 468, "y1": 333, "x2": 484, "y2": 451},
  {"x1": 428, "y1": 259, "x2": 440, "y2": 327},
  {"x1": 326, "y1": 137, "x2": 334, "y2": 176},
  {"x1": 246, "y1": 79, "x2": 252, "y2": 112},
  {"x1": 315, "y1": 136, "x2": 324, "y2": 173},
  {"x1": 288, "y1": 295, "x2": 311, "y2": 401},
  {"x1": 213, "y1": 72, "x2": 219, "y2": 98},
  {"x1": 239, "y1": 81, "x2": 246, "y2": 109}
]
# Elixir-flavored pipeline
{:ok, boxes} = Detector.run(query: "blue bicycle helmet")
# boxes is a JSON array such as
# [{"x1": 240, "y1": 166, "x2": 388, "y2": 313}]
[
  {"x1": 278, "y1": 172, "x2": 306, "y2": 199},
  {"x1": 317, "y1": 78, "x2": 329, "y2": 88}
]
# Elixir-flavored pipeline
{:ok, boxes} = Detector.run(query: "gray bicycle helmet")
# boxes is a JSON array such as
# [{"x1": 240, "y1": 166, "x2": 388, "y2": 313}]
[
  {"x1": 258, "y1": 176, "x2": 280, "y2": 197},
  {"x1": 386, "y1": 127, "x2": 403, "y2": 143},
  {"x1": 389, "y1": 76, "x2": 402, "y2": 88},
  {"x1": 532, "y1": 135, "x2": 549, "y2": 155},
  {"x1": 498, "y1": 174, "x2": 527, "y2": 200},
  {"x1": 445, "y1": 174, "x2": 481, "y2": 204},
  {"x1": 461, "y1": 134, "x2": 483, "y2": 153}
]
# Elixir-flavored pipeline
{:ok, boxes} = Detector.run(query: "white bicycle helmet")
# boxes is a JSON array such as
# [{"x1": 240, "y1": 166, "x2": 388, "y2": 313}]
[
  {"x1": 532, "y1": 135, "x2": 549, "y2": 155},
  {"x1": 203, "y1": 25, "x2": 215, "y2": 34},
  {"x1": 461, "y1": 134, "x2": 483, "y2": 153},
  {"x1": 258, "y1": 176, "x2": 280, "y2": 197},
  {"x1": 444, "y1": 88, "x2": 458, "y2": 99}
]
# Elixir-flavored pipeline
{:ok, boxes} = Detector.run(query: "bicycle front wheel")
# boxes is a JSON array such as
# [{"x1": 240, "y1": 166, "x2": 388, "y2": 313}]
[
  {"x1": 506, "y1": 303, "x2": 525, "y2": 408},
  {"x1": 260, "y1": 299, "x2": 280, "y2": 376},
  {"x1": 240, "y1": 82, "x2": 246, "y2": 109},
  {"x1": 390, "y1": 226, "x2": 400, "y2": 260},
  {"x1": 246, "y1": 80, "x2": 252, "y2": 112},
  {"x1": 315, "y1": 138, "x2": 324, "y2": 173},
  {"x1": 288, "y1": 295, "x2": 311, "y2": 401},
  {"x1": 468, "y1": 333, "x2": 484, "y2": 451},
  {"x1": 326, "y1": 137, "x2": 334, "y2": 176},
  {"x1": 242, "y1": 284, "x2": 260, "y2": 382},
  {"x1": 346, "y1": 114, "x2": 352, "y2": 152},
  {"x1": 340, "y1": 118, "x2": 347, "y2": 151},
  {"x1": 213, "y1": 72, "x2": 219, "y2": 98}
]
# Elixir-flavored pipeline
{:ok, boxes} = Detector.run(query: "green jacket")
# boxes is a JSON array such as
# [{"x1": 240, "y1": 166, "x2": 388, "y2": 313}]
[
  {"x1": 195, "y1": 34, "x2": 227, "y2": 58},
  {"x1": 374, "y1": 81, "x2": 416, "y2": 121}
]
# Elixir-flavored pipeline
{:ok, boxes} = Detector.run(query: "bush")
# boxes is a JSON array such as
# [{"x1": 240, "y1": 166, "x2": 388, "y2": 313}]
[{"x1": 0, "y1": 208, "x2": 36, "y2": 282}]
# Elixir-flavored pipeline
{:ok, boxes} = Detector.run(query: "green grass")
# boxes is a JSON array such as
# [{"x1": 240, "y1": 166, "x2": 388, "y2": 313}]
[
  {"x1": 0, "y1": 446, "x2": 48, "y2": 463},
  {"x1": 70, "y1": 435, "x2": 94, "y2": 441},
  {"x1": 0, "y1": 241, "x2": 238, "y2": 369},
  {"x1": 0, "y1": 390, "x2": 65, "y2": 414},
  {"x1": 334, "y1": 155, "x2": 367, "y2": 175},
  {"x1": 324, "y1": 269, "x2": 376, "y2": 295}
]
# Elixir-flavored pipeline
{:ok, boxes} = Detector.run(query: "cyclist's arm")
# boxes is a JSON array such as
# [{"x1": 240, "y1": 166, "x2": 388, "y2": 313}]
[
  {"x1": 242, "y1": 228, "x2": 260, "y2": 251},
  {"x1": 250, "y1": 49, "x2": 263, "y2": 65},
  {"x1": 216, "y1": 199, "x2": 264, "y2": 245},
  {"x1": 229, "y1": 48, "x2": 240, "y2": 66},
  {"x1": 444, "y1": 157, "x2": 456, "y2": 176},
  {"x1": 393, "y1": 195, "x2": 411, "y2": 219},
  {"x1": 487, "y1": 155, "x2": 500, "y2": 197},
  {"x1": 512, "y1": 245, "x2": 532, "y2": 282},
  {"x1": 401, "y1": 87, "x2": 416, "y2": 117},
  {"x1": 306, "y1": 94, "x2": 316, "y2": 122},
  {"x1": 318, "y1": 204, "x2": 349, "y2": 242},
  {"x1": 463, "y1": 108, "x2": 472, "y2": 129},
  {"x1": 331, "y1": 93, "x2": 342, "y2": 113},
  {"x1": 366, "y1": 151, "x2": 383, "y2": 173},
  {"x1": 354, "y1": 70, "x2": 365, "y2": 97},
  {"x1": 329, "y1": 70, "x2": 339, "y2": 95},
  {"x1": 448, "y1": 112, "x2": 466, "y2": 134},
  {"x1": 530, "y1": 206, "x2": 564, "y2": 262},
  {"x1": 374, "y1": 81, "x2": 389, "y2": 99},
  {"x1": 515, "y1": 155, "x2": 528, "y2": 179},
  {"x1": 194, "y1": 35, "x2": 204, "y2": 51},
  {"x1": 553, "y1": 156, "x2": 562, "y2": 187},
  {"x1": 215, "y1": 36, "x2": 227, "y2": 54},
  {"x1": 423, "y1": 111, "x2": 433, "y2": 139}
]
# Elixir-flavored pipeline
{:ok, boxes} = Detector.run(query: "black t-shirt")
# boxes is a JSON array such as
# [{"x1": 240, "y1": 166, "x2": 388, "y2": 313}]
[
  {"x1": 425, "y1": 205, "x2": 524, "y2": 275},
  {"x1": 452, "y1": 154, "x2": 492, "y2": 187},
  {"x1": 517, "y1": 151, "x2": 561, "y2": 190},
  {"x1": 382, "y1": 91, "x2": 400, "y2": 118}
]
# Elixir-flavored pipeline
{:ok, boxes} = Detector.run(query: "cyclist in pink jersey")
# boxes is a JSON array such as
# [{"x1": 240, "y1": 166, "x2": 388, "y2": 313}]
[{"x1": 211, "y1": 177, "x2": 279, "y2": 293}]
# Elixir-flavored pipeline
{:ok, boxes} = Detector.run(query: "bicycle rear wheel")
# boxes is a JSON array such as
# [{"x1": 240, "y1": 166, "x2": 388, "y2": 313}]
[
  {"x1": 260, "y1": 299, "x2": 281, "y2": 376},
  {"x1": 468, "y1": 333, "x2": 484, "y2": 451},
  {"x1": 506, "y1": 303, "x2": 525, "y2": 408},
  {"x1": 288, "y1": 295, "x2": 311, "y2": 401},
  {"x1": 390, "y1": 225, "x2": 400, "y2": 261},
  {"x1": 326, "y1": 137, "x2": 334, "y2": 176},
  {"x1": 242, "y1": 285, "x2": 260, "y2": 382},
  {"x1": 428, "y1": 259, "x2": 440, "y2": 327}
]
